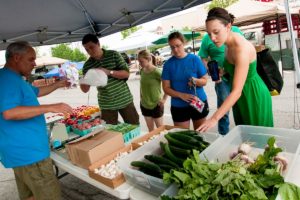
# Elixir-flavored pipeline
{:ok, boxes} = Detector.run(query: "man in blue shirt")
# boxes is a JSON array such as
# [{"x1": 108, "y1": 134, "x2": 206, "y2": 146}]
[{"x1": 0, "y1": 41, "x2": 73, "y2": 200}]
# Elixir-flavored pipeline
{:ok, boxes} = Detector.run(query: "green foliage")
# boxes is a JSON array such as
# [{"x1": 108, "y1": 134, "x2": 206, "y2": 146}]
[
  {"x1": 72, "y1": 48, "x2": 87, "y2": 62},
  {"x1": 102, "y1": 45, "x2": 109, "y2": 50},
  {"x1": 121, "y1": 26, "x2": 142, "y2": 39},
  {"x1": 51, "y1": 44, "x2": 87, "y2": 62},
  {"x1": 181, "y1": 26, "x2": 192, "y2": 31},
  {"x1": 208, "y1": 0, "x2": 238, "y2": 10}
]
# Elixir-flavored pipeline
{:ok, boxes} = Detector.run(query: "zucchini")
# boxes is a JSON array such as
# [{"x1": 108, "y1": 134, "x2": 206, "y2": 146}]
[
  {"x1": 157, "y1": 164, "x2": 174, "y2": 172},
  {"x1": 168, "y1": 133, "x2": 199, "y2": 146},
  {"x1": 164, "y1": 134, "x2": 196, "y2": 149},
  {"x1": 131, "y1": 161, "x2": 162, "y2": 177},
  {"x1": 170, "y1": 130, "x2": 198, "y2": 136},
  {"x1": 144, "y1": 155, "x2": 179, "y2": 168},
  {"x1": 169, "y1": 145, "x2": 191, "y2": 158},
  {"x1": 163, "y1": 143, "x2": 184, "y2": 165}
]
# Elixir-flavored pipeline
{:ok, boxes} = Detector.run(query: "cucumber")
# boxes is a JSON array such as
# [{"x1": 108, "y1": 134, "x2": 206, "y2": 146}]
[
  {"x1": 169, "y1": 145, "x2": 191, "y2": 158},
  {"x1": 144, "y1": 155, "x2": 179, "y2": 168},
  {"x1": 163, "y1": 143, "x2": 184, "y2": 165},
  {"x1": 168, "y1": 133, "x2": 199, "y2": 146},
  {"x1": 170, "y1": 130, "x2": 198, "y2": 136},
  {"x1": 164, "y1": 134, "x2": 196, "y2": 149},
  {"x1": 157, "y1": 164, "x2": 174, "y2": 172},
  {"x1": 131, "y1": 161, "x2": 162, "y2": 176},
  {"x1": 139, "y1": 168, "x2": 162, "y2": 178}
]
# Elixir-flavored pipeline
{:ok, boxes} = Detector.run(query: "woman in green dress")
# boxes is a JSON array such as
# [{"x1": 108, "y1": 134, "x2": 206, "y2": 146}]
[{"x1": 197, "y1": 7, "x2": 273, "y2": 133}]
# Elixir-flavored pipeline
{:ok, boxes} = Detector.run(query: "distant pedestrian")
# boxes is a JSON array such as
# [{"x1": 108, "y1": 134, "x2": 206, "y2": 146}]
[
  {"x1": 70, "y1": 64, "x2": 79, "y2": 88},
  {"x1": 58, "y1": 64, "x2": 66, "y2": 78}
]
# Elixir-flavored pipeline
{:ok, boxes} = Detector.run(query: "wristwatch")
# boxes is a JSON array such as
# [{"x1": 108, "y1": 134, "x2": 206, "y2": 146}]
[{"x1": 109, "y1": 70, "x2": 114, "y2": 75}]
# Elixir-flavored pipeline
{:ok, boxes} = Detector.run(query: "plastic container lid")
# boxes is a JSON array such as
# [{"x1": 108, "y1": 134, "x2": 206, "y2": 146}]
[{"x1": 79, "y1": 69, "x2": 108, "y2": 87}]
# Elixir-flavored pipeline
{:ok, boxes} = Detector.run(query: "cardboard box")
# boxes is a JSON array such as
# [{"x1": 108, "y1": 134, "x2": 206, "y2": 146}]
[
  {"x1": 131, "y1": 125, "x2": 183, "y2": 150},
  {"x1": 88, "y1": 145, "x2": 133, "y2": 188},
  {"x1": 66, "y1": 129, "x2": 124, "y2": 169}
]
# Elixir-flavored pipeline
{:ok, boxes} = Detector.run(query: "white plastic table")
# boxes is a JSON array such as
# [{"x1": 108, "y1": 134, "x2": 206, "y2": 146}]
[{"x1": 50, "y1": 150, "x2": 133, "y2": 199}]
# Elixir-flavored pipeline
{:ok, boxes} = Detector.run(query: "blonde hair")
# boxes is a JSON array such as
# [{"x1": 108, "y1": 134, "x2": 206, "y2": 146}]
[{"x1": 138, "y1": 50, "x2": 156, "y2": 65}]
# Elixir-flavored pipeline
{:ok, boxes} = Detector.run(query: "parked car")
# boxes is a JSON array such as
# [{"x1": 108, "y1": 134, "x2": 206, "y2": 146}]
[
  {"x1": 184, "y1": 39, "x2": 202, "y2": 53},
  {"x1": 156, "y1": 46, "x2": 172, "y2": 61}
]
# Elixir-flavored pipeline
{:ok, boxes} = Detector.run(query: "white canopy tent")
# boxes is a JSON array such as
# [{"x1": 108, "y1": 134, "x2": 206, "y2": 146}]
[
  {"x1": 194, "y1": 0, "x2": 299, "y2": 31},
  {"x1": 35, "y1": 56, "x2": 68, "y2": 68},
  {"x1": 110, "y1": 31, "x2": 161, "y2": 52},
  {"x1": 193, "y1": 0, "x2": 300, "y2": 88}
]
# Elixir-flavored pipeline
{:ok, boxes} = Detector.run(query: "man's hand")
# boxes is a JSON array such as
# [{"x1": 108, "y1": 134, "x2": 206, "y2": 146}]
[
  {"x1": 50, "y1": 103, "x2": 73, "y2": 115},
  {"x1": 54, "y1": 79, "x2": 70, "y2": 89}
]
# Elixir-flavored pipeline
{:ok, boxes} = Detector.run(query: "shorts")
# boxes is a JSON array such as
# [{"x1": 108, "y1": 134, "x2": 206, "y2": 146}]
[
  {"x1": 140, "y1": 103, "x2": 164, "y2": 118},
  {"x1": 101, "y1": 102, "x2": 139, "y2": 125},
  {"x1": 171, "y1": 100, "x2": 209, "y2": 122},
  {"x1": 13, "y1": 158, "x2": 61, "y2": 200}
]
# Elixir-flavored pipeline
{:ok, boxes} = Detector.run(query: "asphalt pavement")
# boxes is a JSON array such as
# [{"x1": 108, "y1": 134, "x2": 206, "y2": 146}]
[{"x1": 0, "y1": 71, "x2": 299, "y2": 200}]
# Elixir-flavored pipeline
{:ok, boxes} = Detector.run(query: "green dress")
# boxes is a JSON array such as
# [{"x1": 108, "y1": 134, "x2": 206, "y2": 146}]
[{"x1": 223, "y1": 60, "x2": 274, "y2": 127}]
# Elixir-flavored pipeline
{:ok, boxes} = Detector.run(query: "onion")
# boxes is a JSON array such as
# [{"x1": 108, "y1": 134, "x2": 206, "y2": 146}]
[
  {"x1": 240, "y1": 154, "x2": 254, "y2": 164},
  {"x1": 238, "y1": 143, "x2": 252, "y2": 155},
  {"x1": 229, "y1": 151, "x2": 238, "y2": 160},
  {"x1": 274, "y1": 155, "x2": 288, "y2": 171}
]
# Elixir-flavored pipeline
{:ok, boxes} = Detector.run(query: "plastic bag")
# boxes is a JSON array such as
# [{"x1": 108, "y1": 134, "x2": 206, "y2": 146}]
[{"x1": 79, "y1": 69, "x2": 108, "y2": 87}]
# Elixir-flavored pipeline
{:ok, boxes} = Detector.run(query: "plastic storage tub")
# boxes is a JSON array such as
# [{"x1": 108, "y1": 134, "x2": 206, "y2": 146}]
[
  {"x1": 160, "y1": 125, "x2": 300, "y2": 199},
  {"x1": 118, "y1": 128, "x2": 219, "y2": 196}
]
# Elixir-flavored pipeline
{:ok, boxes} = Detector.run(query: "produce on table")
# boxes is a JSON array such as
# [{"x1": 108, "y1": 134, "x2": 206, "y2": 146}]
[
  {"x1": 61, "y1": 105, "x2": 100, "y2": 125},
  {"x1": 72, "y1": 118, "x2": 102, "y2": 130},
  {"x1": 130, "y1": 130, "x2": 210, "y2": 178},
  {"x1": 138, "y1": 130, "x2": 169, "y2": 146},
  {"x1": 161, "y1": 137, "x2": 300, "y2": 200},
  {"x1": 93, "y1": 149, "x2": 132, "y2": 179}
]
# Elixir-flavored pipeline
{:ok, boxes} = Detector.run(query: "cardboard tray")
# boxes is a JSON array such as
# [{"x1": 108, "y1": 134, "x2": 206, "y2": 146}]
[
  {"x1": 88, "y1": 145, "x2": 133, "y2": 188},
  {"x1": 131, "y1": 125, "x2": 183, "y2": 150}
]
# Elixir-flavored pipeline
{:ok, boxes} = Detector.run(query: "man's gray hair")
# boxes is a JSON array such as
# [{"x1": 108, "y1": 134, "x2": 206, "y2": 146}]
[{"x1": 5, "y1": 41, "x2": 32, "y2": 61}]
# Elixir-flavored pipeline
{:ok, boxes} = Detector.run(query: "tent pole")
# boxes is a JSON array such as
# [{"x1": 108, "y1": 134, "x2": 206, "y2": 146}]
[
  {"x1": 192, "y1": 31, "x2": 195, "y2": 54},
  {"x1": 284, "y1": 0, "x2": 300, "y2": 88},
  {"x1": 276, "y1": 13, "x2": 284, "y2": 76}
]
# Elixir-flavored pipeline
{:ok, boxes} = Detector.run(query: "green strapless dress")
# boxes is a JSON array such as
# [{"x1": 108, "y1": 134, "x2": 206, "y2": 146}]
[{"x1": 223, "y1": 60, "x2": 273, "y2": 127}]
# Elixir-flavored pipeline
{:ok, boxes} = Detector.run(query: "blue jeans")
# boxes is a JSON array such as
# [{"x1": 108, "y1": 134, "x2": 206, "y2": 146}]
[{"x1": 214, "y1": 80, "x2": 230, "y2": 135}]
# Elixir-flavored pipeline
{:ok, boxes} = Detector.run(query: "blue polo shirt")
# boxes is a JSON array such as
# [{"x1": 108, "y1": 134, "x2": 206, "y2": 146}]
[
  {"x1": 0, "y1": 67, "x2": 49, "y2": 168},
  {"x1": 162, "y1": 53, "x2": 207, "y2": 107}
]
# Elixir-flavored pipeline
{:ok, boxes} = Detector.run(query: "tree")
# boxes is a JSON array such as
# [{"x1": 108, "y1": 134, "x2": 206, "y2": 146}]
[
  {"x1": 51, "y1": 44, "x2": 73, "y2": 60},
  {"x1": 182, "y1": 26, "x2": 192, "y2": 32},
  {"x1": 208, "y1": 0, "x2": 238, "y2": 10},
  {"x1": 72, "y1": 48, "x2": 87, "y2": 62},
  {"x1": 51, "y1": 44, "x2": 87, "y2": 61},
  {"x1": 121, "y1": 26, "x2": 142, "y2": 39}
]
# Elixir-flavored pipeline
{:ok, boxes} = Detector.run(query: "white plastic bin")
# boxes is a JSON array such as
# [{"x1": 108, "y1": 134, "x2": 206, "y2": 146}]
[
  {"x1": 160, "y1": 125, "x2": 300, "y2": 199},
  {"x1": 118, "y1": 128, "x2": 219, "y2": 196}
]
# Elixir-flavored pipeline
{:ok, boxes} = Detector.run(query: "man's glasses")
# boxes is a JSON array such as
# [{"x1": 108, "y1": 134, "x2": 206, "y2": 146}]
[{"x1": 170, "y1": 43, "x2": 183, "y2": 50}]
